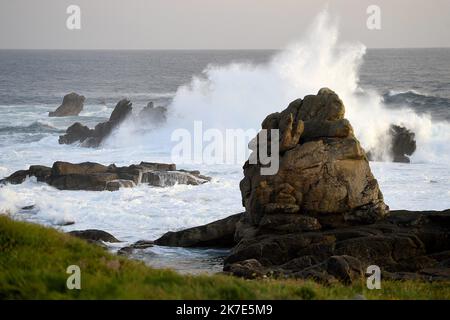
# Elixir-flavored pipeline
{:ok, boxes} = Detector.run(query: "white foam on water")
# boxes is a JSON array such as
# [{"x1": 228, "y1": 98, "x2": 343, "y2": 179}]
[{"x1": 106, "y1": 11, "x2": 450, "y2": 166}]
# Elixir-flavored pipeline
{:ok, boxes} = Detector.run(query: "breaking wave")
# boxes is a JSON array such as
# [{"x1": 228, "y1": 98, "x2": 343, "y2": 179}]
[{"x1": 102, "y1": 11, "x2": 450, "y2": 164}]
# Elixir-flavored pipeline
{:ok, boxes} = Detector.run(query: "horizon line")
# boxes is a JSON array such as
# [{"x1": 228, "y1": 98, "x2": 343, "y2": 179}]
[{"x1": 1, "y1": 46, "x2": 450, "y2": 51}]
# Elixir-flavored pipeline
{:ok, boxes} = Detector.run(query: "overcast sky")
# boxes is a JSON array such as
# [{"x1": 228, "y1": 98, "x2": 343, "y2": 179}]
[{"x1": 1, "y1": 0, "x2": 449, "y2": 49}]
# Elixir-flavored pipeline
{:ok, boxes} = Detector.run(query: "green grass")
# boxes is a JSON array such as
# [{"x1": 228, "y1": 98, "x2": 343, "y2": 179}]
[{"x1": 0, "y1": 215, "x2": 449, "y2": 300}]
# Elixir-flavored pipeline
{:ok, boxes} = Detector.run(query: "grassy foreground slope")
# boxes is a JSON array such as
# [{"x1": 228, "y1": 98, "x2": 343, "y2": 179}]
[{"x1": 0, "y1": 216, "x2": 449, "y2": 300}]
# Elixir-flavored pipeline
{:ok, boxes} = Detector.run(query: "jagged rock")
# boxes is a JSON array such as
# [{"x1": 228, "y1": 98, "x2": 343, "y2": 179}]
[
  {"x1": 367, "y1": 124, "x2": 417, "y2": 163},
  {"x1": 49, "y1": 92, "x2": 85, "y2": 117},
  {"x1": 59, "y1": 99, "x2": 132, "y2": 147},
  {"x1": 2, "y1": 161, "x2": 211, "y2": 191},
  {"x1": 390, "y1": 125, "x2": 417, "y2": 163},
  {"x1": 154, "y1": 209, "x2": 448, "y2": 283},
  {"x1": 257, "y1": 214, "x2": 322, "y2": 233},
  {"x1": 155, "y1": 213, "x2": 243, "y2": 247},
  {"x1": 1, "y1": 170, "x2": 29, "y2": 184},
  {"x1": 68, "y1": 229, "x2": 120, "y2": 243},
  {"x1": 1, "y1": 165, "x2": 52, "y2": 185},
  {"x1": 138, "y1": 102, "x2": 167, "y2": 124},
  {"x1": 240, "y1": 88, "x2": 388, "y2": 232},
  {"x1": 223, "y1": 210, "x2": 450, "y2": 282},
  {"x1": 58, "y1": 122, "x2": 92, "y2": 145},
  {"x1": 29, "y1": 165, "x2": 52, "y2": 182}
]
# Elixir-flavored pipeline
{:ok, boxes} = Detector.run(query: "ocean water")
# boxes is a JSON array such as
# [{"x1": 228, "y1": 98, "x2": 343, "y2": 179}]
[{"x1": 1, "y1": 14, "x2": 449, "y2": 274}]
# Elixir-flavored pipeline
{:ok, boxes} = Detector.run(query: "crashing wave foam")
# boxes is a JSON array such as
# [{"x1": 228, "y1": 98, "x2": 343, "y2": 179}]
[{"x1": 106, "y1": 10, "x2": 450, "y2": 165}]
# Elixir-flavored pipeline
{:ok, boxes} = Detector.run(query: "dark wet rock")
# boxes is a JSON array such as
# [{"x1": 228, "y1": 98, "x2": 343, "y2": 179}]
[
  {"x1": 118, "y1": 240, "x2": 154, "y2": 255},
  {"x1": 117, "y1": 246, "x2": 134, "y2": 256},
  {"x1": 130, "y1": 240, "x2": 154, "y2": 249},
  {"x1": 1, "y1": 170, "x2": 29, "y2": 184},
  {"x1": 1, "y1": 165, "x2": 52, "y2": 185},
  {"x1": 68, "y1": 229, "x2": 120, "y2": 243},
  {"x1": 105, "y1": 179, "x2": 135, "y2": 191},
  {"x1": 21, "y1": 205, "x2": 35, "y2": 210},
  {"x1": 367, "y1": 124, "x2": 417, "y2": 163},
  {"x1": 155, "y1": 213, "x2": 243, "y2": 248},
  {"x1": 49, "y1": 92, "x2": 85, "y2": 117},
  {"x1": 59, "y1": 99, "x2": 132, "y2": 147},
  {"x1": 142, "y1": 170, "x2": 210, "y2": 187},
  {"x1": 291, "y1": 255, "x2": 364, "y2": 285},
  {"x1": 139, "y1": 102, "x2": 167, "y2": 124},
  {"x1": 56, "y1": 220, "x2": 75, "y2": 226},
  {"x1": 58, "y1": 122, "x2": 92, "y2": 145},
  {"x1": 50, "y1": 172, "x2": 120, "y2": 191},
  {"x1": 52, "y1": 161, "x2": 108, "y2": 176},
  {"x1": 221, "y1": 209, "x2": 450, "y2": 283},
  {"x1": 390, "y1": 125, "x2": 416, "y2": 163},
  {"x1": 389, "y1": 125, "x2": 416, "y2": 163},
  {"x1": 223, "y1": 259, "x2": 267, "y2": 279},
  {"x1": 2, "y1": 161, "x2": 211, "y2": 191},
  {"x1": 29, "y1": 165, "x2": 52, "y2": 182},
  {"x1": 48, "y1": 161, "x2": 117, "y2": 191},
  {"x1": 257, "y1": 214, "x2": 322, "y2": 233}
]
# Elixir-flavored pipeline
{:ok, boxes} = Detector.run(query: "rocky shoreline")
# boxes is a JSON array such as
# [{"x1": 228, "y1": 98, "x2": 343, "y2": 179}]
[{"x1": 1, "y1": 88, "x2": 448, "y2": 284}]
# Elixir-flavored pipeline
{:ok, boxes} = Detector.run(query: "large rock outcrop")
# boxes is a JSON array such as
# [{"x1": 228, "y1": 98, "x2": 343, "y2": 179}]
[
  {"x1": 49, "y1": 92, "x2": 85, "y2": 117},
  {"x1": 239, "y1": 88, "x2": 388, "y2": 233},
  {"x1": 1, "y1": 161, "x2": 210, "y2": 191},
  {"x1": 224, "y1": 209, "x2": 450, "y2": 283},
  {"x1": 154, "y1": 88, "x2": 450, "y2": 283},
  {"x1": 59, "y1": 99, "x2": 132, "y2": 147}
]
